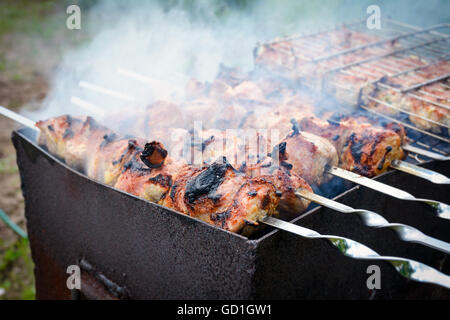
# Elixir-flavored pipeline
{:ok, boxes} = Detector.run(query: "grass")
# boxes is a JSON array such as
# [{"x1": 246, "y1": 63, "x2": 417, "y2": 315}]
[
  {"x1": 0, "y1": 1, "x2": 61, "y2": 300},
  {"x1": 0, "y1": 0, "x2": 60, "y2": 38},
  {"x1": 0, "y1": 156, "x2": 18, "y2": 174},
  {"x1": 0, "y1": 237, "x2": 35, "y2": 300}
]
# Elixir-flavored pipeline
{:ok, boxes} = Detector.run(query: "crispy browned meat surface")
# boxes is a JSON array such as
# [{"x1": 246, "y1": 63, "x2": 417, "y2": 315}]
[
  {"x1": 36, "y1": 115, "x2": 282, "y2": 235},
  {"x1": 273, "y1": 130, "x2": 339, "y2": 185},
  {"x1": 243, "y1": 159, "x2": 312, "y2": 219},
  {"x1": 299, "y1": 116, "x2": 405, "y2": 176},
  {"x1": 36, "y1": 115, "x2": 181, "y2": 202},
  {"x1": 161, "y1": 161, "x2": 280, "y2": 235}
]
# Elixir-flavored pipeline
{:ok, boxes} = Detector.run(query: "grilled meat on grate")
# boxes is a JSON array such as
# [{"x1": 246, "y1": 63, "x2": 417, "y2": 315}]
[{"x1": 36, "y1": 115, "x2": 292, "y2": 236}]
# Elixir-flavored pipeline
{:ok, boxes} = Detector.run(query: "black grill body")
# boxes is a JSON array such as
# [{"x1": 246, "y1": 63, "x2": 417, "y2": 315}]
[{"x1": 12, "y1": 128, "x2": 450, "y2": 299}]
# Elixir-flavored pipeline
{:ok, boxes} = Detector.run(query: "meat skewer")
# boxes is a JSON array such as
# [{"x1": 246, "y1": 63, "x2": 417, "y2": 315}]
[
  {"x1": 73, "y1": 82, "x2": 450, "y2": 210},
  {"x1": 80, "y1": 73, "x2": 448, "y2": 162},
  {"x1": 106, "y1": 65, "x2": 450, "y2": 161},
  {"x1": 72, "y1": 88, "x2": 450, "y2": 222},
  {"x1": 132, "y1": 120, "x2": 450, "y2": 251},
  {"x1": 34, "y1": 114, "x2": 282, "y2": 236},
  {"x1": 186, "y1": 125, "x2": 450, "y2": 253},
  {"x1": 2, "y1": 106, "x2": 450, "y2": 289},
  {"x1": 49, "y1": 98, "x2": 450, "y2": 252},
  {"x1": 295, "y1": 114, "x2": 449, "y2": 184},
  {"x1": 243, "y1": 107, "x2": 450, "y2": 215},
  {"x1": 2, "y1": 105, "x2": 448, "y2": 250}
]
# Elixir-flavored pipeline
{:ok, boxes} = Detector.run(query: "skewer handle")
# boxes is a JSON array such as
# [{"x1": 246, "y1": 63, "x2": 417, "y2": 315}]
[
  {"x1": 260, "y1": 216, "x2": 450, "y2": 290},
  {"x1": 296, "y1": 189, "x2": 450, "y2": 254},
  {"x1": 0, "y1": 106, "x2": 37, "y2": 130},
  {"x1": 390, "y1": 160, "x2": 450, "y2": 184},
  {"x1": 403, "y1": 144, "x2": 450, "y2": 161},
  {"x1": 328, "y1": 166, "x2": 450, "y2": 219},
  {"x1": 328, "y1": 166, "x2": 415, "y2": 200}
]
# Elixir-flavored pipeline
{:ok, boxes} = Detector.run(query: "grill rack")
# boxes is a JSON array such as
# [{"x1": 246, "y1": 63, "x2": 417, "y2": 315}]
[{"x1": 255, "y1": 18, "x2": 450, "y2": 160}]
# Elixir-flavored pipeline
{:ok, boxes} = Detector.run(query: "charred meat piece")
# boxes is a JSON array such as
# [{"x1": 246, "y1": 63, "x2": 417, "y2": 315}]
[
  {"x1": 87, "y1": 136, "x2": 145, "y2": 185},
  {"x1": 243, "y1": 159, "x2": 312, "y2": 219},
  {"x1": 36, "y1": 115, "x2": 111, "y2": 170},
  {"x1": 37, "y1": 115, "x2": 183, "y2": 204},
  {"x1": 299, "y1": 116, "x2": 405, "y2": 177},
  {"x1": 186, "y1": 128, "x2": 313, "y2": 218},
  {"x1": 114, "y1": 149, "x2": 184, "y2": 203},
  {"x1": 161, "y1": 160, "x2": 280, "y2": 236}
]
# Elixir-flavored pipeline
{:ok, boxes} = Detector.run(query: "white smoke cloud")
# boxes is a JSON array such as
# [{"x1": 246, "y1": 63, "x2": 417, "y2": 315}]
[{"x1": 32, "y1": 0, "x2": 449, "y2": 120}]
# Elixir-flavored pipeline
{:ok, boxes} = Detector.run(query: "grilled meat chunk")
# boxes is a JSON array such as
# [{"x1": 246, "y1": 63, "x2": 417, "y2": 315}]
[
  {"x1": 36, "y1": 115, "x2": 110, "y2": 170},
  {"x1": 243, "y1": 159, "x2": 312, "y2": 219},
  {"x1": 272, "y1": 130, "x2": 339, "y2": 185},
  {"x1": 299, "y1": 116, "x2": 405, "y2": 176},
  {"x1": 161, "y1": 160, "x2": 280, "y2": 235},
  {"x1": 114, "y1": 148, "x2": 184, "y2": 203},
  {"x1": 187, "y1": 128, "x2": 313, "y2": 218}
]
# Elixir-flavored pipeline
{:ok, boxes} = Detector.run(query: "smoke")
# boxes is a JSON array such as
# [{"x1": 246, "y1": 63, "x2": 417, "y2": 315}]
[
  {"x1": 34, "y1": 1, "x2": 258, "y2": 119},
  {"x1": 29, "y1": 0, "x2": 448, "y2": 119},
  {"x1": 27, "y1": 1, "x2": 349, "y2": 119}
]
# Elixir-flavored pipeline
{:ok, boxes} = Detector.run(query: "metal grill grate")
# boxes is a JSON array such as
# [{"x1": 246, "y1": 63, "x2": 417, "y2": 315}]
[{"x1": 255, "y1": 19, "x2": 450, "y2": 159}]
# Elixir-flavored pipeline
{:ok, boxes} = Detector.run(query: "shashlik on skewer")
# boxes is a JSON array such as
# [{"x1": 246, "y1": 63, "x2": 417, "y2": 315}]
[
  {"x1": 235, "y1": 98, "x2": 406, "y2": 178},
  {"x1": 90, "y1": 96, "x2": 450, "y2": 212},
  {"x1": 77, "y1": 67, "x2": 448, "y2": 180},
  {"x1": 35, "y1": 114, "x2": 317, "y2": 236},
  {"x1": 32, "y1": 111, "x2": 425, "y2": 236},
  {"x1": 176, "y1": 70, "x2": 446, "y2": 171},
  {"x1": 100, "y1": 89, "x2": 447, "y2": 185},
  {"x1": 3, "y1": 106, "x2": 450, "y2": 288},
  {"x1": 27, "y1": 110, "x2": 450, "y2": 251},
  {"x1": 30, "y1": 112, "x2": 450, "y2": 257}
]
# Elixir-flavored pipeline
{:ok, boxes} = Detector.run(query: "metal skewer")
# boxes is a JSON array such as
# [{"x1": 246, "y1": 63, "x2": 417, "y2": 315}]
[
  {"x1": 78, "y1": 81, "x2": 137, "y2": 103},
  {"x1": 67, "y1": 94, "x2": 450, "y2": 218},
  {"x1": 259, "y1": 216, "x2": 450, "y2": 290},
  {"x1": 116, "y1": 67, "x2": 183, "y2": 99},
  {"x1": 390, "y1": 160, "x2": 450, "y2": 184},
  {"x1": 296, "y1": 188, "x2": 450, "y2": 254},
  {"x1": 402, "y1": 144, "x2": 450, "y2": 161},
  {"x1": 328, "y1": 166, "x2": 450, "y2": 219},
  {"x1": 70, "y1": 96, "x2": 106, "y2": 117},
  {"x1": 0, "y1": 106, "x2": 38, "y2": 131}
]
